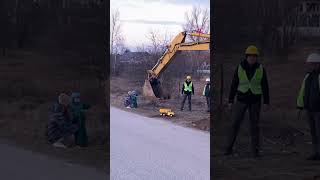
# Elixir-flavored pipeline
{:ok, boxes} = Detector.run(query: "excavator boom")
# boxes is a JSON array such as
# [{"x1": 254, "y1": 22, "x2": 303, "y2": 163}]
[
  {"x1": 143, "y1": 31, "x2": 210, "y2": 99},
  {"x1": 178, "y1": 41, "x2": 210, "y2": 51},
  {"x1": 188, "y1": 32, "x2": 210, "y2": 38}
]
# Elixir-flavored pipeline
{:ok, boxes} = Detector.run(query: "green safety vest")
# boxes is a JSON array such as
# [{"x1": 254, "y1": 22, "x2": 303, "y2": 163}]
[
  {"x1": 184, "y1": 82, "x2": 193, "y2": 92},
  {"x1": 297, "y1": 74, "x2": 320, "y2": 108},
  {"x1": 237, "y1": 64, "x2": 263, "y2": 94}
]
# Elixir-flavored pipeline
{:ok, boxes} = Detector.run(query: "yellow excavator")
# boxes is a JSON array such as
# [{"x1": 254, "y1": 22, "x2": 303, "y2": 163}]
[{"x1": 143, "y1": 31, "x2": 210, "y2": 99}]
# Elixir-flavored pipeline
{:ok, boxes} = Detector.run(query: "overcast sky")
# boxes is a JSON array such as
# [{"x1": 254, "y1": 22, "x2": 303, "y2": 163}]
[{"x1": 110, "y1": 0, "x2": 210, "y2": 51}]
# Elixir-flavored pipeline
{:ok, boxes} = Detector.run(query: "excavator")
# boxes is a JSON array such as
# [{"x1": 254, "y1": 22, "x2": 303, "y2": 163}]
[{"x1": 142, "y1": 31, "x2": 210, "y2": 99}]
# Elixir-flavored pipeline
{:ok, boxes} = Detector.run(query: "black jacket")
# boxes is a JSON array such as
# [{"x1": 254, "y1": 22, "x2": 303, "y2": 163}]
[
  {"x1": 304, "y1": 71, "x2": 320, "y2": 112},
  {"x1": 182, "y1": 80, "x2": 194, "y2": 95},
  {"x1": 229, "y1": 60, "x2": 270, "y2": 105},
  {"x1": 204, "y1": 83, "x2": 210, "y2": 97}
]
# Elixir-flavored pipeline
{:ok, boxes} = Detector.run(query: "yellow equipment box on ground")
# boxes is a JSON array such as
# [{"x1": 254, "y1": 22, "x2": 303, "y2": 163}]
[{"x1": 159, "y1": 108, "x2": 175, "y2": 117}]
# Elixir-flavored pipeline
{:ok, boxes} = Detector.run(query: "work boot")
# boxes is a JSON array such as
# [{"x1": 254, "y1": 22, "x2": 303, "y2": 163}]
[
  {"x1": 307, "y1": 153, "x2": 320, "y2": 160},
  {"x1": 53, "y1": 141, "x2": 67, "y2": 149}
]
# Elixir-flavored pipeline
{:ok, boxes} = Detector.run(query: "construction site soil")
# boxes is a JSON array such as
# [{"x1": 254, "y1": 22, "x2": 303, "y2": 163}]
[
  {"x1": 213, "y1": 40, "x2": 320, "y2": 180},
  {"x1": 110, "y1": 76, "x2": 210, "y2": 132},
  {"x1": 0, "y1": 50, "x2": 107, "y2": 172}
]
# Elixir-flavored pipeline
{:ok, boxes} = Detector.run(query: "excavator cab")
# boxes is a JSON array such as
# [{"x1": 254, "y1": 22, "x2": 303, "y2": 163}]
[{"x1": 142, "y1": 31, "x2": 210, "y2": 99}]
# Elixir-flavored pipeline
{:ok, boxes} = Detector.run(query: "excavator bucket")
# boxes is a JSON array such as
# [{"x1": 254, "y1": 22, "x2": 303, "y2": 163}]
[
  {"x1": 142, "y1": 78, "x2": 165, "y2": 99},
  {"x1": 143, "y1": 80, "x2": 156, "y2": 97}
]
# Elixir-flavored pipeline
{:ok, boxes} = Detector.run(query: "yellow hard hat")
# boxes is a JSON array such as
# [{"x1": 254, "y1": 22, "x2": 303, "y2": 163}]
[
  {"x1": 245, "y1": 45, "x2": 259, "y2": 55},
  {"x1": 186, "y1": 75, "x2": 192, "y2": 80}
]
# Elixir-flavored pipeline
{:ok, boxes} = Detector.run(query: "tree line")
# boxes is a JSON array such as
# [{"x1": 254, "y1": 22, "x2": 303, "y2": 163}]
[
  {"x1": 110, "y1": 5, "x2": 210, "y2": 77},
  {"x1": 214, "y1": 0, "x2": 303, "y2": 55},
  {"x1": 0, "y1": 0, "x2": 105, "y2": 58}
]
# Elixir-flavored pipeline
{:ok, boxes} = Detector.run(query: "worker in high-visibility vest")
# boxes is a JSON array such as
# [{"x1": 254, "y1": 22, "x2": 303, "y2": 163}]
[
  {"x1": 225, "y1": 45, "x2": 270, "y2": 158},
  {"x1": 297, "y1": 52, "x2": 320, "y2": 160},
  {"x1": 181, "y1": 75, "x2": 194, "y2": 111},
  {"x1": 203, "y1": 78, "x2": 211, "y2": 112}
]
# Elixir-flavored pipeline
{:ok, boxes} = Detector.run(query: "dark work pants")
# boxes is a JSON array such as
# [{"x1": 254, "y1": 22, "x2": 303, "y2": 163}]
[
  {"x1": 181, "y1": 93, "x2": 192, "y2": 111},
  {"x1": 307, "y1": 112, "x2": 320, "y2": 154},
  {"x1": 206, "y1": 96, "x2": 210, "y2": 111},
  {"x1": 226, "y1": 101, "x2": 261, "y2": 153}
]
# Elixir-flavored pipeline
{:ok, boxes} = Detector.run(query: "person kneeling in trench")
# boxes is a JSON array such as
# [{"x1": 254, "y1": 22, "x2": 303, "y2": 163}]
[
  {"x1": 46, "y1": 93, "x2": 79, "y2": 148},
  {"x1": 130, "y1": 90, "x2": 138, "y2": 108}
]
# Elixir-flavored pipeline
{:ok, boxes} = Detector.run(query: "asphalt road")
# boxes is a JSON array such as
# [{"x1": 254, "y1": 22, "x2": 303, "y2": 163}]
[
  {"x1": 110, "y1": 107, "x2": 210, "y2": 180},
  {"x1": 1, "y1": 142, "x2": 106, "y2": 180}
]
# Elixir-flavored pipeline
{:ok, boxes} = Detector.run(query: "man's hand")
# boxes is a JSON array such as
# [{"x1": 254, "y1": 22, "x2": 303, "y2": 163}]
[{"x1": 227, "y1": 103, "x2": 233, "y2": 110}]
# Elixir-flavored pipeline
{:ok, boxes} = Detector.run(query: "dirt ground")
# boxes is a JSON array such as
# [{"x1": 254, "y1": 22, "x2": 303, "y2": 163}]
[
  {"x1": 213, "y1": 40, "x2": 320, "y2": 180},
  {"x1": 0, "y1": 50, "x2": 107, "y2": 171},
  {"x1": 110, "y1": 75, "x2": 210, "y2": 132}
]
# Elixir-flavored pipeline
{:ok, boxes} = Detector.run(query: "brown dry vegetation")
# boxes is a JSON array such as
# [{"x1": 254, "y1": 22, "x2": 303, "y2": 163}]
[
  {"x1": 0, "y1": 50, "x2": 107, "y2": 171},
  {"x1": 0, "y1": 1, "x2": 107, "y2": 171}
]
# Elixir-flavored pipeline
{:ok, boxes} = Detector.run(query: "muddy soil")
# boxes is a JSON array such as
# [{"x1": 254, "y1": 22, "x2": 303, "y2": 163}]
[{"x1": 110, "y1": 75, "x2": 210, "y2": 132}]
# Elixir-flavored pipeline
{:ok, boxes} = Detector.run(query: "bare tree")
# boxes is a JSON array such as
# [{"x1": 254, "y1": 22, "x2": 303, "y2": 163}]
[
  {"x1": 110, "y1": 8, "x2": 124, "y2": 74},
  {"x1": 183, "y1": 5, "x2": 210, "y2": 42},
  {"x1": 182, "y1": 5, "x2": 210, "y2": 75},
  {"x1": 136, "y1": 43, "x2": 147, "y2": 53},
  {"x1": 146, "y1": 29, "x2": 171, "y2": 56},
  {"x1": 116, "y1": 40, "x2": 127, "y2": 54},
  {"x1": 250, "y1": 0, "x2": 302, "y2": 55},
  {"x1": 214, "y1": 0, "x2": 302, "y2": 55},
  {"x1": 110, "y1": 8, "x2": 124, "y2": 55}
]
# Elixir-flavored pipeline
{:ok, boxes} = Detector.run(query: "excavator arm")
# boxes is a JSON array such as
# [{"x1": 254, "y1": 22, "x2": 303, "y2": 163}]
[
  {"x1": 143, "y1": 31, "x2": 210, "y2": 98},
  {"x1": 147, "y1": 31, "x2": 210, "y2": 79}
]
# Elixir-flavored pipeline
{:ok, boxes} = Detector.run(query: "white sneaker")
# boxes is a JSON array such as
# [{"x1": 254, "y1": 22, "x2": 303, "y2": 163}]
[{"x1": 53, "y1": 141, "x2": 67, "y2": 148}]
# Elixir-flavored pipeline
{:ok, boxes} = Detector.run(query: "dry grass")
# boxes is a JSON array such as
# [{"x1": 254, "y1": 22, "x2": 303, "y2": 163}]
[{"x1": 0, "y1": 50, "x2": 107, "y2": 171}]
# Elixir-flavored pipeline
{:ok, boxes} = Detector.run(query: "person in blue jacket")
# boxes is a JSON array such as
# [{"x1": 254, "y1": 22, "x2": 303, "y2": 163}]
[{"x1": 70, "y1": 92, "x2": 90, "y2": 147}]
